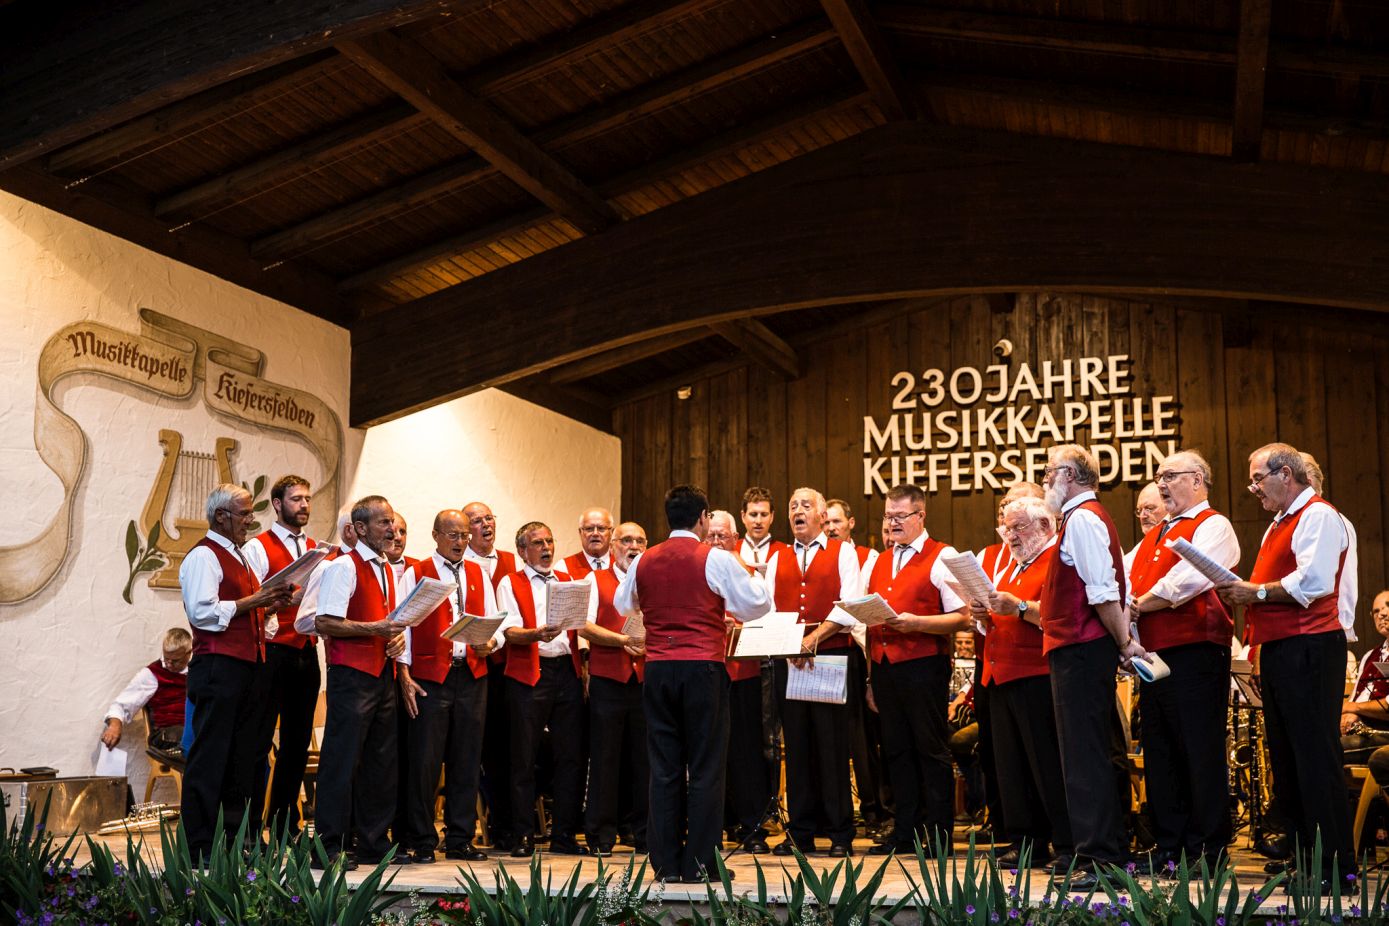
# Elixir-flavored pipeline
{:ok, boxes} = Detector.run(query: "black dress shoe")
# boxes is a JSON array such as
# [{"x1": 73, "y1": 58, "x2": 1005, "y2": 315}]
[
  {"x1": 995, "y1": 848, "x2": 1023, "y2": 867},
  {"x1": 828, "y1": 844, "x2": 853, "y2": 858},
  {"x1": 511, "y1": 836, "x2": 535, "y2": 858},
  {"x1": 445, "y1": 844, "x2": 489, "y2": 862},
  {"x1": 310, "y1": 852, "x2": 358, "y2": 871},
  {"x1": 772, "y1": 839, "x2": 800, "y2": 856},
  {"x1": 742, "y1": 837, "x2": 770, "y2": 854},
  {"x1": 410, "y1": 849, "x2": 436, "y2": 864},
  {"x1": 1263, "y1": 859, "x2": 1290, "y2": 875},
  {"x1": 867, "y1": 842, "x2": 903, "y2": 856},
  {"x1": 591, "y1": 844, "x2": 614, "y2": 858},
  {"x1": 549, "y1": 839, "x2": 590, "y2": 856},
  {"x1": 1065, "y1": 871, "x2": 1099, "y2": 890}
]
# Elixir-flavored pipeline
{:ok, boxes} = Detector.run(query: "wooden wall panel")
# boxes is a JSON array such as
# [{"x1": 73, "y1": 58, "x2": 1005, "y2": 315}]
[{"x1": 613, "y1": 293, "x2": 1389, "y2": 652}]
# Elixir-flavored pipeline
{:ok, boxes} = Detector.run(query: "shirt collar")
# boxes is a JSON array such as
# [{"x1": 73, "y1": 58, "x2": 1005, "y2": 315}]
[
  {"x1": 466, "y1": 545, "x2": 497, "y2": 560},
  {"x1": 897, "y1": 530, "x2": 929, "y2": 554},
  {"x1": 206, "y1": 530, "x2": 240, "y2": 554},
  {"x1": 1276, "y1": 486, "x2": 1318, "y2": 522},
  {"x1": 270, "y1": 520, "x2": 306, "y2": 544},
  {"x1": 1166, "y1": 499, "x2": 1211, "y2": 523},
  {"x1": 671, "y1": 529, "x2": 700, "y2": 541},
  {"x1": 588, "y1": 552, "x2": 610, "y2": 567},
  {"x1": 747, "y1": 535, "x2": 771, "y2": 549},
  {"x1": 1061, "y1": 490, "x2": 1097, "y2": 515},
  {"x1": 794, "y1": 532, "x2": 828, "y2": 551},
  {"x1": 353, "y1": 540, "x2": 387, "y2": 564},
  {"x1": 523, "y1": 564, "x2": 554, "y2": 581},
  {"x1": 160, "y1": 657, "x2": 189, "y2": 675},
  {"x1": 434, "y1": 552, "x2": 465, "y2": 573}
]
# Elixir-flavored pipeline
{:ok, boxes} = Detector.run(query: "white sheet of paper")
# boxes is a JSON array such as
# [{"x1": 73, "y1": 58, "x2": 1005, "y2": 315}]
[
  {"x1": 441, "y1": 612, "x2": 506, "y2": 645},
  {"x1": 786, "y1": 655, "x2": 848, "y2": 703},
  {"x1": 833, "y1": 594, "x2": 897, "y2": 627},
  {"x1": 261, "y1": 546, "x2": 330, "y2": 590},
  {"x1": 621, "y1": 611, "x2": 645, "y2": 642},
  {"x1": 1165, "y1": 537, "x2": 1241, "y2": 586},
  {"x1": 942, "y1": 552, "x2": 996, "y2": 604},
  {"x1": 96, "y1": 746, "x2": 127, "y2": 777},
  {"x1": 546, "y1": 580, "x2": 593, "y2": 632},
  {"x1": 731, "y1": 612, "x2": 805, "y2": 658},
  {"x1": 388, "y1": 576, "x2": 457, "y2": 627}
]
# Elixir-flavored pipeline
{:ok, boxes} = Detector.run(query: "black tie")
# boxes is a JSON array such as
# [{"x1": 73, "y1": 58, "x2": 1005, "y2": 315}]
[
  {"x1": 376, "y1": 559, "x2": 390, "y2": 605},
  {"x1": 1156, "y1": 519, "x2": 1173, "y2": 543},
  {"x1": 290, "y1": 534, "x2": 304, "y2": 558},
  {"x1": 894, "y1": 544, "x2": 912, "y2": 577},
  {"x1": 444, "y1": 560, "x2": 465, "y2": 616}
]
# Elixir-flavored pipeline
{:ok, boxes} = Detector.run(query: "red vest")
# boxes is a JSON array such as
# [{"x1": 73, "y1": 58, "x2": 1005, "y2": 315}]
[
  {"x1": 324, "y1": 550, "x2": 395, "y2": 676},
  {"x1": 978, "y1": 542, "x2": 1016, "y2": 584},
  {"x1": 502, "y1": 570, "x2": 581, "y2": 686},
  {"x1": 1354, "y1": 646, "x2": 1389, "y2": 702},
  {"x1": 726, "y1": 559, "x2": 762, "y2": 680},
  {"x1": 408, "y1": 557, "x2": 490, "y2": 684},
  {"x1": 563, "y1": 552, "x2": 610, "y2": 580},
  {"x1": 145, "y1": 660, "x2": 188, "y2": 729},
  {"x1": 487, "y1": 549, "x2": 519, "y2": 587},
  {"x1": 743, "y1": 538, "x2": 790, "y2": 565},
  {"x1": 981, "y1": 557, "x2": 1050, "y2": 685},
  {"x1": 1246, "y1": 496, "x2": 1346, "y2": 645},
  {"x1": 638, "y1": 537, "x2": 727, "y2": 661},
  {"x1": 589, "y1": 568, "x2": 644, "y2": 683},
  {"x1": 866, "y1": 538, "x2": 951, "y2": 664},
  {"x1": 1040, "y1": 499, "x2": 1127, "y2": 654},
  {"x1": 189, "y1": 537, "x2": 265, "y2": 663},
  {"x1": 1129, "y1": 508, "x2": 1234, "y2": 651},
  {"x1": 771, "y1": 540, "x2": 851, "y2": 651},
  {"x1": 854, "y1": 545, "x2": 873, "y2": 568},
  {"x1": 253, "y1": 529, "x2": 317, "y2": 649}
]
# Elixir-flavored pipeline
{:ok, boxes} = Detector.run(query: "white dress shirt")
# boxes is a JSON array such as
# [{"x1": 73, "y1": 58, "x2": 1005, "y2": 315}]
[
  {"x1": 1339, "y1": 513, "x2": 1360, "y2": 640},
  {"x1": 316, "y1": 541, "x2": 394, "y2": 620},
  {"x1": 617, "y1": 530, "x2": 772, "y2": 621},
  {"x1": 463, "y1": 545, "x2": 501, "y2": 578},
  {"x1": 1057, "y1": 491, "x2": 1122, "y2": 606},
  {"x1": 293, "y1": 544, "x2": 347, "y2": 635},
  {"x1": 497, "y1": 565, "x2": 591, "y2": 658},
  {"x1": 579, "y1": 552, "x2": 611, "y2": 572},
  {"x1": 886, "y1": 530, "x2": 966, "y2": 613},
  {"x1": 179, "y1": 530, "x2": 250, "y2": 631},
  {"x1": 1136, "y1": 501, "x2": 1241, "y2": 607},
  {"x1": 242, "y1": 521, "x2": 312, "y2": 582},
  {"x1": 738, "y1": 535, "x2": 776, "y2": 566},
  {"x1": 762, "y1": 532, "x2": 861, "y2": 627},
  {"x1": 1263, "y1": 487, "x2": 1351, "y2": 608},
  {"x1": 398, "y1": 552, "x2": 501, "y2": 665},
  {"x1": 104, "y1": 657, "x2": 187, "y2": 723}
]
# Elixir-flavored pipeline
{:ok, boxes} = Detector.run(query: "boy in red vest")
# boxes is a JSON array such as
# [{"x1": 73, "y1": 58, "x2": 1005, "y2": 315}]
[{"x1": 101, "y1": 627, "x2": 191, "y2": 757}]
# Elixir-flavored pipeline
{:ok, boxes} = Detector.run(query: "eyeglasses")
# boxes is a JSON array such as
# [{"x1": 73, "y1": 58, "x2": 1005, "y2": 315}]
[
  {"x1": 580, "y1": 525, "x2": 613, "y2": 534},
  {"x1": 469, "y1": 514, "x2": 496, "y2": 524},
  {"x1": 1042, "y1": 464, "x2": 1073, "y2": 480},
  {"x1": 438, "y1": 530, "x2": 468, "y2": 541},
  {"x1": 1135, "y1": 505, "x2": 1162, "y2": 517},
  {"x1": 1155, "y1": 470, "x2": 1198, "y2": 484},
  {"x1": 884, "y1": 510, "x2": 923, "y2": 525},
  {"x1": 1247, "y1": 467, "x2": 1285, "y2": 494},
  {"x1": 996, "y1": 521, "x2": 1038, "y2": 540}
]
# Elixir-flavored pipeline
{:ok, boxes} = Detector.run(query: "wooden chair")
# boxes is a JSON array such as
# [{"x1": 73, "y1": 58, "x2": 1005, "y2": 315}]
[
  {"x1": 299, "y1": 690, "x2": 328, "y2": 827},
  {"x1": 141, "y1": 706, "x2": 183, "y2": 804},
  {"x1": 1350, "y1": 765, "x2": 1383, "y2": 856}
]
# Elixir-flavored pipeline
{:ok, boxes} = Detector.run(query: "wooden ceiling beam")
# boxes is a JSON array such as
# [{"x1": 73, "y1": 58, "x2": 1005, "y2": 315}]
[
  {"x1": 820, "y1": 0, "x2": 915, "y2": 120},
  {"x1": 708, "y1": 319, "x2": 800, "y2": 381},
  {"x1": 549, "y1": 329, "x2": 715, "y2": 384},
  {"x1": 1232, "y1": 0, "x2": 1273, "y2": 162},
  {"x1": 336, "y1": 30, "x2": 618, "y2": 234},
  {"x1": 0, "y1": 0, "x2": 483, "y2": 168}
]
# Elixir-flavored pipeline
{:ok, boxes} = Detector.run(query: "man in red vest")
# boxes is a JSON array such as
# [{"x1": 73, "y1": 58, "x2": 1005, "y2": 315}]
[
  {"x1": 242, "y1": 474, "x2": 319, "y2": 838},
  {"x1": 312, "y1": 495, "x2": 407, "y2": 869},
  {"x1": 462, "y1": 502, "x2": 519, "y2": 587},
  {"x1": 1219, "y1": 442, "x2": 1354, "y2": 888},
  {"x1": 583, "y1": 520, "x2": 650, "y2": 856},
  {"x1": 1036, "y1": 445, "x2": 1144, "y2": 885},
  {"x1": 739, "y1": 487, "x2": 788, "y2": 566},
  {"x1": 1126, "y1": 451, "x2": 1238, "y2": 871},
  {"x1": 101, "y1": 627, "x2": 191, "y2": 757},
  {"x1": 179, "y1": 484, "x2": 294, "y2": 859},
  {"x1": 387, "y1": 513, "x2": 420, "y2": 582},
  {"x1": 863, "y1": 483, "x2": 970, "y2": 857},
  {"x1": 767, "y1": 487, "x2": 862, "y2": 857},
  {"x1": 563, "y1": 507, "x2": 615, "y2": 578},
  {"x1": 395, "y1": 509, "x2": 499, "y2": 863},
  {"x1": 617, "y1": 484, "x2": 771, "y2": 882}
]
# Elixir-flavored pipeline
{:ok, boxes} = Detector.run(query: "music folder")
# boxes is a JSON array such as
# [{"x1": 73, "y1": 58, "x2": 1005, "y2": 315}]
[{"x1": 727, "y1": 612, "x2": 807, "y2": 660}]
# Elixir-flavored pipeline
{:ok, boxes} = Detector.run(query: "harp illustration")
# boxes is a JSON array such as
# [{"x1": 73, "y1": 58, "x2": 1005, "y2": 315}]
[{"x1": 139, "y1": 429, "x2": 238, "y2": 589}]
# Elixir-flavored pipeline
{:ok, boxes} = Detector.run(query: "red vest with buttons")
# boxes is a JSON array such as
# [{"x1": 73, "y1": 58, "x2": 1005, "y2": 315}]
[
  {"x1": 145, "y1": 661, "x2": 188, "y2": 728},
  {"x1": 488, "y1": 550, "x2": 519, "y2": 587},
  {"x1": 563, "y1": 552, "x2": 609, "y2": 580},
  {"x1": 743, "y1": 538, "x2": 790, "y2": 565},
  {"x1": 253, "y1": 529, "x2": 317, "y2": 649},
  {"x1": 325, "y1": 550, "x2": 394, "y2": 676},
  {"x1": 981, "y1": 556, "x2": 1050, "y2": 685},
  {"x1": 189, "y1": 537, "x2": 265, "y2": 663},
  {"x1": 726, "y1": 559, "x2": 763, "y2": 680},
  {"x1": 1040, "y1": 499, "x2": 1127, "y2": 654},
  {"x1": 409, "y1": 557, "x2": 490, "y2": 684},
  {"x1": 866, "y1": 537, "x2": 950, "y2": 663},
  {"x1": 589, "y1": 567, "x2": 644, "y2": 683},
  {"x1": 503, "y1": 570, "x2": 581, "y2": 685},
  {"x1": 1129, "y1": 508, "x2": 1234, "y2": 651},
  {"x1": 1246, "y1": 496, "x2": 1347, "y2": 645},
  {"x1": 771, "y1": 539, "x2": 851, "y2": 651},
  {"x1": 638, "y1": 537, "x2": 728, "y2": 661}
]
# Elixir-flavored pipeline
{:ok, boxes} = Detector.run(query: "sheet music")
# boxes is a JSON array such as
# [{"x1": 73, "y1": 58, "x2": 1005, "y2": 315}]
[
  {"x1": 1165, "y1": 537, "x2": 1241, "y2": 586},
  {"x1": 621, "y1": 611, "x2": 645, "y2": 642},
  {"x1": 785, "y1": 654, "x2": 848, "y2": 704},
  {"x1": 441, "y1": 612, "x2": 506, "y2": 645},
  {"x1": 96, "y1": 746, "x2": 127, "y2": 777},
  {"x1": 388, "y1": 577, "x2": 456, "y2": 627},
  {"x1": 730, "y1": 612, "x2": 805, "y2": 659},
  {"x1": 262, "y1": 546, "x2": 330, "y2": 590},
  {"x1": 545, "y1": 580, "x2": 593, "y2": 632},
  {"x1": 833, "y1": 594, "x2": 897, "y2": 627},
  {"x1": 942, "y1": 552, "x2": 996, "y2": 604}
]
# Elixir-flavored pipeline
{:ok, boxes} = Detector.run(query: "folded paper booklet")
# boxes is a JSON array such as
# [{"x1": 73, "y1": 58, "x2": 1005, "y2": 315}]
[
  {"x1": 941, "y1": 552, "x2": 996, "y2": 604},
  {"x1": 1131, "y1": 652, "x2": 1171, "y2": 683},
  {"x1": 441, "y1": 612, "x2": 506, "y2": 646},
  {"x1": 261, "y1": 546, "x2": 330, "y2": 590},
  {"x1": 727, "y1": 611, "x2": 806, "y2": 659},
  {"x1": 621, "y1": 611, "x2": 645, "y2": 642},
  {"x1": 388, "y1": 576, "x2": 456, "y2": 627},
  {"x1": 832, "y1": 594, "x2": 897, "y2": 627},
  {"x1": 546, "y1": 580, "x2": 593, "y2": 632},
  {"x1": 1165, "y1": 537, "x2": 1241, "y2": 586},
  {"x1": 786, "y1": 654, "x2": 848, "y2": 704}
]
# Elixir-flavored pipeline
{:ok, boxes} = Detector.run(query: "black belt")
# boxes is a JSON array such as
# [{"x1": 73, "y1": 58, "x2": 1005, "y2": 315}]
[{"x1": 451, "y1": 656, "x2": 471, "y2": 667}]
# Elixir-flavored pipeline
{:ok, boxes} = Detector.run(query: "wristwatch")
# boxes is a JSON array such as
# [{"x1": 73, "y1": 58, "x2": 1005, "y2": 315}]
[
  {"x1": 1255, "y1": 583, "x2": 1268, "y2": 601},
  {"x1": 1017, "y1": 600, "x2": 1028, "y2": 617}
]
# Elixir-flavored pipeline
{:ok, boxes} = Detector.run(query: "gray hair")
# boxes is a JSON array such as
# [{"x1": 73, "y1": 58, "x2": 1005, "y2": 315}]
[
  {"x1": 1048, "y1": 444, "x2": 1099, "y2": 487},
  {"x1": 205, "y1": 483, "x2": 251, "y2": 525},
  {"x1": 335, "y1": 505, "x2": 354, "y2": 544},
  {"x1": 789, "y1": 487, "x2": 827, "y2": 515},
  {"x1": 1164, "y1": 450, "x2": 1214, "y2": 488},
  {"x1": 515, "y1": 521, "x2": 550, "y2": 550},
  {"x1": 1300, "y1": 452, "x2": 1325, "y2": 494},
  {"x1": 709, "y1": 509, "x2": 739, "y2": 536},
  {"x1": 1251, "y1": 442, "x2": 1307, "y2": 484},
  {"x1": 350, "y1": 495, "x2": 390, "y2": 528},
  {"x1": 1002, "y1": 496, "x2": 1056, "y2": 531}
]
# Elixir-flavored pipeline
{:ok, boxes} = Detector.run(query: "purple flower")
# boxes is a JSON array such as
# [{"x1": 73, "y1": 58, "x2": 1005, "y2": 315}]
[
  {"x1": 85, "y1": 896, "x2": 98, "y2": 911},
  {"x1": 246, "y1": 870, "x2": 257, "y2": 882},
  {"x1": 1350, "y1": 905, "x2": 1362, "y2": 917},
  {"x1": 186, "y1": 887, "x2": 195, "y2": 896},
  {"x1": 1216, "y1": 918, "x2": 1225, "y2": 926},
  {"x1": 1125, "y1": 862, "x2": 1137, "y2": 874},
  {"x1": 1118, "y1": 897, "x2": 1130, "y2": 907},
  {"x1": 1164, "y1": 859, "x2": 1177, "y2": 872},
  {"x1": 1347, "y1": 873, "x2": 1358, "y2": 882},
  {"x1": 112, "y1": 862, "x2": 124, "y2": 877},
  {"x1": 966, "y1": 905, "x2": 975, "y2": 915},
  {"x1": 990, "y1": 913, "x2": 1000, "y2": 923},
  {"x1": 65, "y1": 887, "x2": 74, "y2": 897},
  {"x1": 1008, "y1": 910, "x2": 1019, "y2": 919},
  {"x1": 1252, "y1": 893, "x2": 1263, "y2": 905},
  {"x1": 291, "y1": 896, "x2": 301, "y2": 904}
]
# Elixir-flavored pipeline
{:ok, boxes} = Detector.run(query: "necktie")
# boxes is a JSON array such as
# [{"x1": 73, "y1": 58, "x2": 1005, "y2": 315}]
[
  {"x1": 1156, "y1": 519, "x2": 1173, "y2": 543},
  {"x1": 376, "y1": 560, "x2": 390, "y2": 605},
  {"x1": 444, "y1": 560, "x2": 465, "y2": 616},
  {"x1": 894, "y1": 544, "x2": 912, "y2": 578},
  {"x1": 593, "y1": 557, "x2": 603, "y2": 571},
  {"x1": 797, "y1": 542, "x2": 810, "y2": 573},
  {"x1": 290, "y1": 534, "x2": 304, "y2": 557},
  {"x1": 752, "y1": 543, "x2": 762, "y2": 565}
]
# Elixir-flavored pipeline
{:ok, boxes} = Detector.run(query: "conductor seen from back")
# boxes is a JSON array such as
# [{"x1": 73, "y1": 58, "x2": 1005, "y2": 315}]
[{"x1": 616, "y1": 484, "x2": 771, "y2": 883}]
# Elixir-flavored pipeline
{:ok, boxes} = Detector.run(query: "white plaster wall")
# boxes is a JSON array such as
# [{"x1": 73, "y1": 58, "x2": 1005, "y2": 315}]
[{"x1": 349, "y1": 390, "x2": 621, "y2": 565}]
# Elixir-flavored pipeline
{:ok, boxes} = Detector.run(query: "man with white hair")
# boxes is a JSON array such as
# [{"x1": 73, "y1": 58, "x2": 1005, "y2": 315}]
[
  {"x1": 1125, "y1": 483, "x2": 1165, "y2": 574},
  {"x1": 179, "y1": 483, "x2": 294, "y2": 859},
  {"x1": 765, "y1": 487, "x2": 862, "y2": 857},
  {"x1": 563, "y1": 507, "x2": 615, "y2": 578},
  {"x1": 1301, "y1": 453, "x2": 1359, "y2": 642},
  {"x1": 1033, "y1": 444, "x2": 1143, "y2": 883},
  {"x1": 293, "y1": 505, "x2": 357, "y2": 636},
  {"x1": 1126, "y1": 450, "x2": 1239, "y2": 870}
]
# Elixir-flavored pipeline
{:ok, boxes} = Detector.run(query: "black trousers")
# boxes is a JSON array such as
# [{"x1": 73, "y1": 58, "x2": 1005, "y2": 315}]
[
  {"x1": 847, "y1": 646, "x2": 888, "y2": 824},
  {"x1": 1050, "y1": 636, "x2": 1127, "y2": 865},
  {"x1": 1138, "y1": 642, "x2": 1231, "y2": 858},
  {"x1": 253, "y1": 641, "x2": 320, "y2": 834},
  {"x1": 508, "y1": 658, "x2": 585, "y2": 841},
  {"x1": 973, "y1": 664, "x2": 1006, "y2": 834},
  {"x1": 990, "y1": 674, "x2": 1073, "y2": 855},
  {"x1": 182, "y1": 653, "x2": 268, "y2": 856},
  {"x1": 874, "y1": 653, "x2": 953, "y2": 851},
  {"x1": 726, "y1": 674, "x2": 773, "y2": 836},
  {"x1": 404, "y1": 664, "x2": 488, "y2": 852},
  {"x1": 585, "y1": 674, "x2": 648, "y2": 848},
  {"x1": 1262, "y1": 629, "x2": 1354, "y2": 875},
  {"x1": 480, "y1": 658, "x2": 515, "y2": 843},
  {"x1": 645, "y1": 660, "x2": 730, "y2": 880},
  {"x1": 775, "y1": 658, "x2": 854, "y2": 846},
  {"x1": 316, "y1": 663, "x2": 398, "y2": 859}
]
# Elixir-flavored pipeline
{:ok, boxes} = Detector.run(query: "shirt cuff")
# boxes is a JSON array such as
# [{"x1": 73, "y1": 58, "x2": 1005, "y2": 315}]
[
  {"x1": 1279, "y1": 576, "x2": 1314, "y2": 608},
  {"x1": 1084, "y1": 583, "x2": 1121, "y2": 606}
]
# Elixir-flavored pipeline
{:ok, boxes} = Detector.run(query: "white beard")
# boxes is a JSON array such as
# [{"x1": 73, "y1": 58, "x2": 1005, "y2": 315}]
[{"x1": 1044, "y1": 484, "x2": 1066, "y2": 515}]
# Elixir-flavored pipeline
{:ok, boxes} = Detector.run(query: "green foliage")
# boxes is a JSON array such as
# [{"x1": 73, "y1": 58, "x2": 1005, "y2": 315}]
[
  {"x1": 121, "y1": 518, "x2": 167, "y2": 603},
  {"x1": 242, "y1": 473, "x2": 271, "y2": 533}
]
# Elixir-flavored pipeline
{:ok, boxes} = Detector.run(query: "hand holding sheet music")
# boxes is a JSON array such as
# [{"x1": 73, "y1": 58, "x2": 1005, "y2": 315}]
[
  {"x1": 545, "y1": 581, "x2": 593, "y2": 632},
  {"x1": 786, "y1": 654, "x2": 848, "y2": 703},
  {"x1": 388, "y1": 577, "x2": 456, "y2": 627},
  {"x1": 441, "y1": 612, "x2": 506, "y2": 646},
  {"x1": 833, "y1": 594, "x2": 897, "y2": 627},
  {"x1": 1166, "y1": 537, "x2": 1241, "y2": 586},
  {"x1": 261, "y1": 546, "x2": 329, "y2": 590},
  {"x1": 941, "y1": 552, "x2": 997, "y2": 604},
  {"x1": 728, "y1": 612, "x2": 806, "y2": 659},
  {"x1": 621, "y1": 611, "x2": 645, "y2": 642}
]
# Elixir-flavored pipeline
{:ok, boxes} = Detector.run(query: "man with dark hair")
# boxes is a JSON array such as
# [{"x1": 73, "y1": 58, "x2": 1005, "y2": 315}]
[
  {"x1": 617, "y1": 484, "x2": 771, "y2": 882},
  {"x1": 739, "y1": 486, "x2": 788, "y2": 566},
  {"x1": 243, "y1": 474, "x2": 319, "y2": 838}
]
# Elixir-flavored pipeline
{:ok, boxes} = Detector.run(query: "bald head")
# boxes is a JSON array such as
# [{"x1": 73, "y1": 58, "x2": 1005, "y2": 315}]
[
  {"x1": 578, "y1": 506, "x2": 615, "y2": 558},
  {"x1": 706, "y1": 510, "x2": 739, "y2": 552},
  {"x1": 431, "y1": 509, "x2": 468, "y2": 562},
  {"x1": 1135, "y1": 482, "x2": 1164, "y2": 534},
  {"x1": 612, "y1": 521, "x2": 648, "y2": 569},
  {"x1": 462, "y1": 501, "x2": 497, "y2": 555}
]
